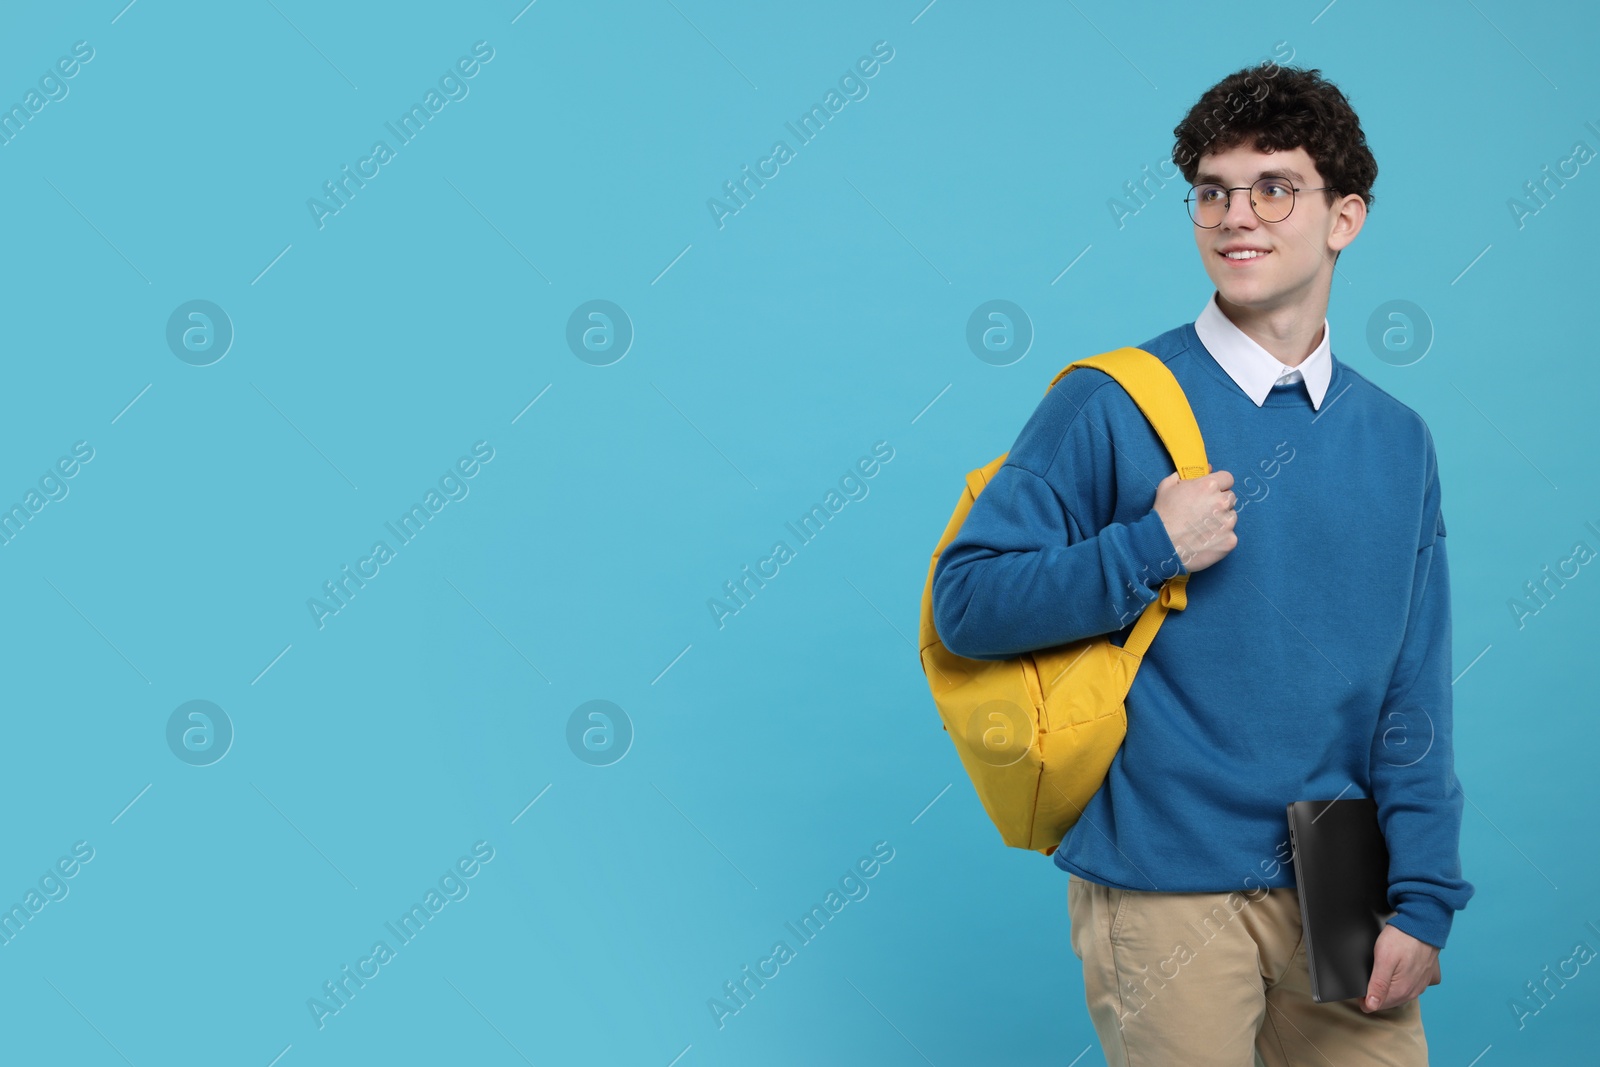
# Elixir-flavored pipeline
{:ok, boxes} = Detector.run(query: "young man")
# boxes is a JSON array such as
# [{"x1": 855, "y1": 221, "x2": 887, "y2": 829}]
[{"x1": 931, "y1": 64, "x2": 1472, "y2": 1065}]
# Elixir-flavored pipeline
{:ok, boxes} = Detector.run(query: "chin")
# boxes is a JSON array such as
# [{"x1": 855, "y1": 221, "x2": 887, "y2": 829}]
[{"x1": 1212, "y1": 274, "x2": 1281, "y2": 307}]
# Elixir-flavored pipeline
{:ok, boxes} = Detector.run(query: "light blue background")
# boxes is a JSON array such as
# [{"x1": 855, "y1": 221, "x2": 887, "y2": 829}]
[{"x1": 1, "y1": 1, "x2": 1596, "y2": 1064}]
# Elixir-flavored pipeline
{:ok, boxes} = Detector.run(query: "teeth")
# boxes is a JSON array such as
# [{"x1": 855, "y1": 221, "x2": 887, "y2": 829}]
[{"x1": 1224, "y1": 250, "x2": 1268, "y2": 259}]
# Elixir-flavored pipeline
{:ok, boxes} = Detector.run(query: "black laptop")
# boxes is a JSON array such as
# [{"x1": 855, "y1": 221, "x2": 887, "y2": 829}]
[{"x1": 1286, "y1": 797, "x2": 1396, "y2": 1003}]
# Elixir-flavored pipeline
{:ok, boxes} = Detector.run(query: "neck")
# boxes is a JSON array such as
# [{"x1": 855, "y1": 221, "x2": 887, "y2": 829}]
[{"x1": 1215, "y1": 292, "x2": 1328, "y2": 368}]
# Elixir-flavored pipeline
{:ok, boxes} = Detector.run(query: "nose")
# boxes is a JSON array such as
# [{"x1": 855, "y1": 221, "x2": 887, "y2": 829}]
[{"x1": 1223, "y1": 187, "x2": 1259, "y2": 229}]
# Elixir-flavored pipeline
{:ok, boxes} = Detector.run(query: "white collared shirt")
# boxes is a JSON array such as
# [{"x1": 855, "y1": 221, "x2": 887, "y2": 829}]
[{"x1": 1193, "y1": 291, "x2": 1331, "y2": 411}]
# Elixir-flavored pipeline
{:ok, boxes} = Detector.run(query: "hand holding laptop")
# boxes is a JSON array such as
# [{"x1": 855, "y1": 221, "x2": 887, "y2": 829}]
[{"x1": 1362, "y1": 923, "x2": 1441, "y2": 1012}]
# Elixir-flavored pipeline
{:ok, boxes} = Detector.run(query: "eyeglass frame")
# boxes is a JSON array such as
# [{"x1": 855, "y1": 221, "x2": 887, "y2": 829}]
[{"x1": 1183, "y1": 177, "x2": 1340, "y2": 227}]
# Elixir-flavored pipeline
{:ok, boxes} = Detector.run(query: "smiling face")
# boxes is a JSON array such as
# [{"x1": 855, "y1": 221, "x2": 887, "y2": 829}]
[{"x1": 1191, "y1": 143, "x2": 1364, "y2": 317}]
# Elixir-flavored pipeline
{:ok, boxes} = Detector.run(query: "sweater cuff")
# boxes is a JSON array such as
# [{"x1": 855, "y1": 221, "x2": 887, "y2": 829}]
[
  {"x1": 1125, "y1": 507, "x2": 1187, "y2": 589},
  {"x1": 1386, "y1": 895, "x2": 1455, "y2": 951}
]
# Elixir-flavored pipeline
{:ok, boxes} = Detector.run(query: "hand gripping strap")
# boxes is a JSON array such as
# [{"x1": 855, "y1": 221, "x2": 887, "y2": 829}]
[{"x1": 1046, "y1": 347, "x2": 1210, "y2": 660}]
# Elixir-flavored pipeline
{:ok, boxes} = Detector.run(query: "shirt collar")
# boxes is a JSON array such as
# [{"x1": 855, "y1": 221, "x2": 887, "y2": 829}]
[{"x1": 1193, "y1": 290, "x2": 1331, "y2": 410}]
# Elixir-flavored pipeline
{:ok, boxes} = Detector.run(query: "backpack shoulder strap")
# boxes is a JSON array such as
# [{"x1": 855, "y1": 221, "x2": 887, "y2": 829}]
[
  {"x1": 1047, "y1": 347, "x2": 1210, "y2": 480},
  {"x1": 1045, "y1": 347, "x2": 1211, "y2": 659}
]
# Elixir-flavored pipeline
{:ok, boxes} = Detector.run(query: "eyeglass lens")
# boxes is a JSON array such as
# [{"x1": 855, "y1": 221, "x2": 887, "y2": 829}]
[{"x1": 1188, "y1": 178, "x2": 1296, "y2": 226}]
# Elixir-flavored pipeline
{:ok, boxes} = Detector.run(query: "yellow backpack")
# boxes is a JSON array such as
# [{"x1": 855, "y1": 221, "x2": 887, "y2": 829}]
[{"x1": 919, "y1": 347, "x2": 1211, "y2": 855}]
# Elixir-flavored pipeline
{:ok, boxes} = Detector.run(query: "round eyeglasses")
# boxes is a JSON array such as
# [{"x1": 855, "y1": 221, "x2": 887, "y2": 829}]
[{"x1": 1184, "y1": 177, "x2": 1337, "y2": 228}]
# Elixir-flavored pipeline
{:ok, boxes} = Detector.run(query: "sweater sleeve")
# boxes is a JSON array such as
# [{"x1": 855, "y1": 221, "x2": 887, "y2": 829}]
[
  {"x1": 930, "y1": 382, "x2": 1186, "y2": 661},
  {"x1": 1367, "y1": 436, "x2": 1474, "y2": 950}
]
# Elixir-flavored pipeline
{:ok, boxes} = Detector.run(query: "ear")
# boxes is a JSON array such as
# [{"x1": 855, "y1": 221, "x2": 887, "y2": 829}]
[{"x1": 1327, "y1": 192, "x2": 1367, "y2": 256}]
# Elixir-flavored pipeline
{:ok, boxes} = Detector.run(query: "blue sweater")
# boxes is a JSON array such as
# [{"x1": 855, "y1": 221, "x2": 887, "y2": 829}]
[{"x1": 932, "y1": 320, "x2": 1473, "y2": 950}]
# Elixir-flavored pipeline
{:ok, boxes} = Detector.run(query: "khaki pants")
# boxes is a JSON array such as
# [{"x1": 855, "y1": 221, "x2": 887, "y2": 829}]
[{"x1": 1066, "y1": 873, "x2": 1428, "y2": 1066}]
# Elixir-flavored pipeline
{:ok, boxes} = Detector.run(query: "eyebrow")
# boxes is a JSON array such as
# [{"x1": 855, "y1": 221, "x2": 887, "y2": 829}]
[{"x1": 1194, "y1": 168, "x2": 1307, "y2": 185}]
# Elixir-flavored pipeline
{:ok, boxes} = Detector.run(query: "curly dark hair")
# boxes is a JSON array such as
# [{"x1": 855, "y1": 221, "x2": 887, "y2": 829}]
[{"x1": 1172, "y1": 63, "x2": 1377, "y2": 214}]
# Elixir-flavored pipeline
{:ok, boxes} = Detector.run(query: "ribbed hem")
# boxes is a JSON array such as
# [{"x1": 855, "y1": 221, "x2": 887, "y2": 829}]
[
  {"x1": 1387, "y1": 896, "x2": 1455, "y2": 951},
  {"x1": 1125, "y1": 507, "x2": 1187, "y2": 588}
]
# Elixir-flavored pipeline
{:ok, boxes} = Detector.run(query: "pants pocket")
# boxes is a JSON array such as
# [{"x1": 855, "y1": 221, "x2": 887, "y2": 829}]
[
  {"x1": 1066, "y1": 875, "x2": 1086, "y2": 961},
  {"x1": 1106, "y1": 883, "x2": 1127, "y2": 947}
]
